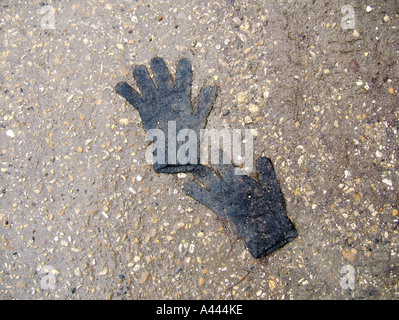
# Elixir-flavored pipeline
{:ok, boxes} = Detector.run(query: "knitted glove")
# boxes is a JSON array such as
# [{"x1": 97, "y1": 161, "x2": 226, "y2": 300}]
[
  {"x1": 116, "y1": 57, "x2": 217, "y2": 173},
  {"x1": 184, "y1": 152, "x2": 297, "y2": 258}
]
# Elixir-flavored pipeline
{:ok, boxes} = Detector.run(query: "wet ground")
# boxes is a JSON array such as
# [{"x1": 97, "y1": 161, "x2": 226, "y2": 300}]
[{"x1": 0, "y1": 0, "x2": 398, "y2": 299}]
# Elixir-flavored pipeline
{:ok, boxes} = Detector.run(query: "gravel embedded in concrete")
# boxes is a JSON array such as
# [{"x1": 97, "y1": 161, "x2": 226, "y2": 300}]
[{"x1": 0, "y1": 0, "x2": 398, "y2": 300}]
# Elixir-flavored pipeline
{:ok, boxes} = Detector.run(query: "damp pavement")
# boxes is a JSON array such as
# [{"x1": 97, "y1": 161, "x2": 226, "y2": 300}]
[{"x1": 0, "y1": 0, "x2": 398, "y2": 300}]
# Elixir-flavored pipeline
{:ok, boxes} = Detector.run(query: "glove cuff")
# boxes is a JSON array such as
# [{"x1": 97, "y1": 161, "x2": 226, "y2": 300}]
[
  {"x1": 153, "y1": 163, "x2": 198, "y2": 174},
  {"x1": 151, "y1": 137, "x2": 200, "y2": 173}
]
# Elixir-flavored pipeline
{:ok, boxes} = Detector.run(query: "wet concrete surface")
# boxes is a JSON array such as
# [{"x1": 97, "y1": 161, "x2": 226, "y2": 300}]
[{"x1": 0, "y1": 0, "x2": 398, "y2": 299}]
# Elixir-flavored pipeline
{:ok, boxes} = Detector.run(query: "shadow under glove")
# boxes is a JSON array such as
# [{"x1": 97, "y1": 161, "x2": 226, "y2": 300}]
[
  {"x1": 116, "y1": 57, "x2": 217, "y2": 173},
  {"x1": 184, "y1": 154, "x2": 297, "y2": 258}
]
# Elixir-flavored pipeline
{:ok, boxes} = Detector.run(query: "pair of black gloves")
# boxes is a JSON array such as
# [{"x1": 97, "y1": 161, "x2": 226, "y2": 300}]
[{"x1": 116, "y1": 58, "x2": 297, "y2": 259}]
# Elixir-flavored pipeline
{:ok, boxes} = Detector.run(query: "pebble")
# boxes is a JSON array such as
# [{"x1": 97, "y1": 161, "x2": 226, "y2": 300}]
[
  {"x1": 140, "y1": 271, "x2": 150, "y2": 284},
  {"x1": 247, "y1": 104, "x2": 259, "y2": 114},
  {"x1": 6, "y1": 130, "x2": 15, "y2": 138},
  {"x1": 382, "y1": 178, "x2": 393, "y2": 187},
  {"x1": 101, "y1": 211, "x2": 109, "y2": 219},
  {"x1": 239, "y1": 21, "x2": 251, "y2": 32},
  {"x1": 119, "y1": 118, "x2": 129, "y2": 125},
  {"x1": 16, "y1": 280, "x2": 27, "y2": 290},
  {"x1": 268, "y1": 280, "x2": 277, "y2": 291},
  {"x1": 98, "y1": 268, "x2": 108, "y2": 276},
  {"x1": 237, "y1": 92, "x2": 247, "y2": 105},
  {"x1": 244, "y1": 116, "x2": 253, "y2": 124},
  {"x1": 118, "y1": 67, "x2": 130, "y2": 77},
  {"x1": 232, "y1": 17, "x2": 241, "y2": 27},
  {"x1": 33, "y1": 184, "x2": 43, "y2": 194},
  {"x1": 342, "y1": 248, "x2": 357, "y2": 262}
]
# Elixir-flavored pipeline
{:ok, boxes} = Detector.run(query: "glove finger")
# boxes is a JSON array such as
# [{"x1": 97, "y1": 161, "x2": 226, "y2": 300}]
[
  {"x1": 115, "y1": 82, "x2": 144, "y2": 111},
  {"x1": 133, "y1": 65, "x2": 157, "y2": 103},
  {"x1": 256, "y1": 157, "x2": 279, "y2": 193},
  {"x1": 184, "y1": 181, "x2": 219, "y2": 214},
  {"x1": 195, "y1": 86, "x2": 217, "y2": 123},
  {"x1": 213, "y1": 149, "x2": 236, "y2": 182},
  {"x1": 150, "y1": 57, "x2": 174, "y2": 95},
  {"x1": 175, "y1": 58, "x2": 192, "y2": 95},
  {"x1": 192, "y1": 165, "x2": 221, "y2": 191}
]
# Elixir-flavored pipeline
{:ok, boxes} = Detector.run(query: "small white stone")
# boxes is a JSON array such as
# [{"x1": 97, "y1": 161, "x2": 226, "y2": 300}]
[
  {"x1": 366, "y1": 6, "x2": 373, "y2": 12},
  {"x1": 101, "y1": 211, "x2": 109, "y2": 219},
  {"x1": 119, "y1": 118, "x2": 129, "y2": 125},
  {"x1": 244, "y1": 116, "x2": 253, "y2": 124},
  {"x1": 98, "y1": 268, "x2": 108, "y2": 276},
  {"x1": 6, "y1": 130, "x2": 15, "y2": 138},
  {"x1": 382, "y1": 178, "x2": 393, "y2": 187}
]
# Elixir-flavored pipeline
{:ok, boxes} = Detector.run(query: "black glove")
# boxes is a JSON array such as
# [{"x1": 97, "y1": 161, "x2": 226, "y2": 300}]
[
  {"x1": 116, "y1": 57, "x2": 217, "y2": 173},
  {"x1": 184, "y1": 152, "x2": 297, "y2": 258}
]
